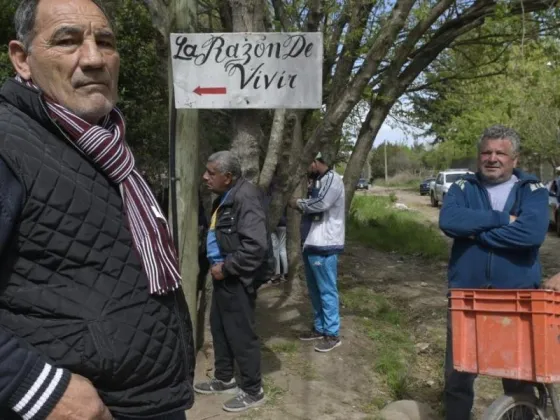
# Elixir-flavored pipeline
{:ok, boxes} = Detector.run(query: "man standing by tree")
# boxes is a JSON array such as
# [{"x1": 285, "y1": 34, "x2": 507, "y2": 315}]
[
  {"x1": 439, "y1": 125, "x2": 549, "y2": 420},
  {"x1": 289, "y1": 153, "x2": 345, "y2": 352},
  {"x1": 194, "y1": 151, "x2": 267, "y2": 413},
  {"x1": 0, "y1": 0, "x2": 194, "y2": 419}
]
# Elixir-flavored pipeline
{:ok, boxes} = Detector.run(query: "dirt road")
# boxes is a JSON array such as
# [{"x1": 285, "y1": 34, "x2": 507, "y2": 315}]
[{"x1": 188, "y1": 186, "x2": 560, "y2": 420}]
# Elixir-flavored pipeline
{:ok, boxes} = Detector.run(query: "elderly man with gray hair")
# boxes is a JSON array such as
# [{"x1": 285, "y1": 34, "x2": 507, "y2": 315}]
[
  {"x1": 0, "y1": 0, "x2": 195, "y2": 419},
  {"x1": 439, "y1": 125, "x2": 549, "y2": 420},
  {"x1": 195, "y1": 151, "x2": 268, "y2": 413}
]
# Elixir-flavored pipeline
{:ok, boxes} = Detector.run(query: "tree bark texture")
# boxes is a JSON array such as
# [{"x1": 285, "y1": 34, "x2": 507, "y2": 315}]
[
  {"x1": 168, "y1": 0, "x2": 201, "y2": 348},
  {"x1": 229, "y1": 0, "x2": 266, "y2": 182}
]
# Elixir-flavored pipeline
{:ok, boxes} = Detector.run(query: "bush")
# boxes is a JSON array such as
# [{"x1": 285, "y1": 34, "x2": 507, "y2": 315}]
[
  {"x1": 374, "y1": 172, "x2": 427, "y2": 189},
  {"x1": 348, "y1": 195, "x2": 447, "y2": 259}
]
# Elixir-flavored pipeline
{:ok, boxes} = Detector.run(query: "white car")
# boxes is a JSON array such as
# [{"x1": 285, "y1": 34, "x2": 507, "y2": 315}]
[{"x1": 430, "y1": 169, "x2": 474, "y2": 207}]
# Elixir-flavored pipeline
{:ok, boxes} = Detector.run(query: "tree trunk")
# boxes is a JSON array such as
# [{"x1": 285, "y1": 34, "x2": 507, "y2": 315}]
[
  {"x1": 231, "y1": 112, "x2": 262, "y2": 183},
  {"x1": 258, "y1": 109, "x2": 286, "y2": 189},
  {"x1": 229, "y1": 0, "x2": 266, "y2": 182},
  {"x1": 343, "y1": 102, "x2": 393, "y2": 212},
  {"x1": 168, "y1": 0, "x2": 201, "y2": 348}
]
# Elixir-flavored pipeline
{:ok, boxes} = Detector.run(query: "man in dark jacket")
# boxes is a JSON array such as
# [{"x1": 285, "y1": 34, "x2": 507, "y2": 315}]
[
  {"x1": 439, "y1": 125, "x2": 549, "y2": 420},
  {"x1": 194, "y1": 151, "x2": 267, "y2": 413},
  {"x1": 0, "y1": 1, "x2": 194, "y2": 419}
]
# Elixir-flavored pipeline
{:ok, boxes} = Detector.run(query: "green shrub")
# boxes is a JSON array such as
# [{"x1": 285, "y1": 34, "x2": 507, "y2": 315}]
[{"x1": 348, "y1": 195, "x2": 447, "y2": 259}]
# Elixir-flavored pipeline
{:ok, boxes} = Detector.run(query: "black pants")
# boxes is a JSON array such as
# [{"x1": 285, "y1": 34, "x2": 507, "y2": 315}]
[
  {"x1": 444, "y1": 311, "x2": 534, "y2": 420},
  {"x1": 210, "y1": 277, "x2": 262, "y2": 395}
]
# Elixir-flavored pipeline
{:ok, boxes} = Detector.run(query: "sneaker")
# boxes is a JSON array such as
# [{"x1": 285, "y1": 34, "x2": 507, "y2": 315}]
[
  {"x1": 314, "y1": 336, "x2": 342, "y2": 352},
  {"x1": 194, "y1": 377, "x2": 239, "y2": 395},
  {"x1": 222, "y1": 388, "x2": 266, "y2": 412},
  {"x1": 298, "y1": 329, "x2": 324, "y2": 341}
]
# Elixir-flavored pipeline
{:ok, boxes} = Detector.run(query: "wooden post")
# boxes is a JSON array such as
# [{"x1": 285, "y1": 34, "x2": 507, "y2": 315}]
[{"x1": 168, "y1": 0, "x2": 199, "y2": 343}]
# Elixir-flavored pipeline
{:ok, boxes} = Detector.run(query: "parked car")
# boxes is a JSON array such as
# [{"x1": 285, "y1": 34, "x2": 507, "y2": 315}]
[
  {"x1": 356, "y1": 178, "x2": 369, "y2": 190},
  {"x1": 419, "y1": 177, "x2": 435, "y2": 196},
  {"x1": 430, "y1": 169, "x2": 474, "y2": 207}
]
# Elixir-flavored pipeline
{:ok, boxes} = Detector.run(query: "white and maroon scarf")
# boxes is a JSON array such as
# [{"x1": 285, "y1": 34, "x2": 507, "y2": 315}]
[{"x1": 16, "y1": 76, "x2": 181, "y2": 295}]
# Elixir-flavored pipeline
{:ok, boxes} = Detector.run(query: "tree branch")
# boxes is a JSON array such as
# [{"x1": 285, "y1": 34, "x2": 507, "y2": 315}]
[
  {"x1": 406, "y1": 69, "x2": 506, "y2": 93},
  {"x1": 328, "y1": 1, "x2": 376, "y2": 108},
  {"x1": 258, "y1": 109, "x2": 287, "y2": 189},
  {"x1": 270, "y1": 0, "x2": 289, "y2": 30},
  {"x1": 322, "y1": 4, "x2": 351, "y2": 92},
  {"x1": 305, "y1": 0, "x2": 323, "y2": 32}
]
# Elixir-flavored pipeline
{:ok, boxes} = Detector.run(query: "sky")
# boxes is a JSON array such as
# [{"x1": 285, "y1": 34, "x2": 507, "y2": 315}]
[{"x1": 374, "y1": 121, "x2": 432, "y2": 147}]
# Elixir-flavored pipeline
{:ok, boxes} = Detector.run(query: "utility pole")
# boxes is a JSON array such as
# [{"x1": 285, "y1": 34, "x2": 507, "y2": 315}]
[
  {"x1": 384, "y1": 140, "x2": 388, "y2": 182},
  {"x1": 168, "y1": 0, "x2": 199, "y2": 344}
]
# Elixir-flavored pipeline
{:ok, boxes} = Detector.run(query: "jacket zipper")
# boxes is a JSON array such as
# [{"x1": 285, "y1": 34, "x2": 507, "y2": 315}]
[{"x1": 475, "y1": 180, "x2": 494, "y2": 286}]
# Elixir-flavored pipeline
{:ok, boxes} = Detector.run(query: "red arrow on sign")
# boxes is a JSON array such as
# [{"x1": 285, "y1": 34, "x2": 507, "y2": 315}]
[{"x1": 193, "y1": 86, "x2": 227, "y2": 96}]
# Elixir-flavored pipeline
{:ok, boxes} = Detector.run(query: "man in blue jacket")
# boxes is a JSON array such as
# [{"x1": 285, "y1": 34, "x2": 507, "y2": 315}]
[{"x1": 439, "y1": 125, "x2": 549, "y2": 420}]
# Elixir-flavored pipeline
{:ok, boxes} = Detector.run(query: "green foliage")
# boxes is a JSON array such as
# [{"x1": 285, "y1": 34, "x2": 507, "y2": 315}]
[
  {"x1": 408, "y1": 19, "x2": 560, "y2": 171},
  {"x1": 348, "y1": 195, "x2": 447, "y2": 259},
  {"x1": 113, "y1": 0, "x2": 169, "y2": 178},
  {"x1": 0, "y1": 0, "x2": 17, "y2": 83},
  {"x1": 369, "y1": 142, "x2": 433, "y2": 179}
]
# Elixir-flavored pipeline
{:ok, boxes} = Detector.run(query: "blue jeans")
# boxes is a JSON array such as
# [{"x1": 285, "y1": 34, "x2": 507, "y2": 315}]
[{"x1": 303, "y1": 253, "x2": 340, "y2": 336}]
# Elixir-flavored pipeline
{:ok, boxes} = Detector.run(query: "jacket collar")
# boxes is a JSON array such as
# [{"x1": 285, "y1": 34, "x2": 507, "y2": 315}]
[
  {"x1": 0, "y1": 79, "x2": 60, "y2": 136},
  {"x1": 213, "y1": 178, "x2": 247, "y2": 209},
  {"x1": 466, "y1": 168, "x2": 538, "y2": 186}
]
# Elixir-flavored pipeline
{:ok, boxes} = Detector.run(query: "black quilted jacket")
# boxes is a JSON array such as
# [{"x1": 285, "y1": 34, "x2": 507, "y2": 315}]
[{"x1": 0, "y1": 79, "x2": 194, "y2": 418}]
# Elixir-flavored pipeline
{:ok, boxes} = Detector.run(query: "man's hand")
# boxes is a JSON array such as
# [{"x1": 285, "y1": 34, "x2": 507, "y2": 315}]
[
  {"x1": 211, "y1": 263, "x2": 225, "y2": 280},
  {"x1": 509, "y1": 215, "x2": 517, "y2": 223},
  {"x1": 48, "y1": 374, "x2": 112, "y2": 420},
  {"x1": 542, "y1": 272, "x2": 560, "y2": 292},
  {"x1": 288, "y1": 198, "x2": 299, "y2": 209}
]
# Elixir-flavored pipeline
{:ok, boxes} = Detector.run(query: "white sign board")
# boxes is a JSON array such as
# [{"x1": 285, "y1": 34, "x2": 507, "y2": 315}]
[{"x1": 170, "y1": 32, "x2": 323, "y2": 109}]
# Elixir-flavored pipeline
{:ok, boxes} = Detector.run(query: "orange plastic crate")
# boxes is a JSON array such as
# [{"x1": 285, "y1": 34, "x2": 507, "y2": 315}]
[{"x1": 450, "y1": 289, "x2": 560, "y2": 383}]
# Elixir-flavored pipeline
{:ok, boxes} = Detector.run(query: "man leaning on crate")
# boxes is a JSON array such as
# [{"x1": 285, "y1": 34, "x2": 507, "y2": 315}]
[{"x1": 438, "y1": 125, "x2": 549, "y2": 420}]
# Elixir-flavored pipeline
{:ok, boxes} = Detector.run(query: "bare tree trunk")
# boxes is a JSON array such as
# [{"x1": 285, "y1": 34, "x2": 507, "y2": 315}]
[
  {"x1": 258, "y1": 109, "x2": 286, "y2": 189},
  {"x1": 287, "y1": 179, "x2": 305, "y2": 281},
  {"x1": 168, "y1": 0, "x2": 201, "y2": 348},
  {"x1": 231, "y1": 112, "x2": 262, "y2": 183},
  {"x1": 229, "y1": 0, "x2": 266, "y2": 182},
  {"x1": 343, "y1": 103, "x2": 393, "y2": 212}
]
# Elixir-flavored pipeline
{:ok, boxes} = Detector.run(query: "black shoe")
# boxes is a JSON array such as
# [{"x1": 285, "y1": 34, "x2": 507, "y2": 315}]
[
  {"x1": 298, "y1": 329, "x2": 324, "y2": 341},
  {"x1": 194, "y1": 377, "x2": 239, "y2": 395},
  {"x1": 222, "y1": 388, "x2": 266, "y2": 412},
  {"x1": 314, "y1": 336, "x2": 342, "y2": 352}
]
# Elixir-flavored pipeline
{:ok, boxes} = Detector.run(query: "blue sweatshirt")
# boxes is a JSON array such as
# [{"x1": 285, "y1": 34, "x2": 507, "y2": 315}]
[
  {"x1": 0, "y1": 158, "x2": 71, "y2": 419},
  {"x1": 439, "y1": 169, "x2": 549, "y2": 289}
]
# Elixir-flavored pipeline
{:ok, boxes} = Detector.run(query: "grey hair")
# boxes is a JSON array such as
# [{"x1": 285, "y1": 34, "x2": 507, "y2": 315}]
[
  {"x1": 14, "y1": 0, "x2": 112, "y2": 52},
  {"x1": 208, "y1": 151, "x2": 242, "y2": 180},
  {"x1": 478, "y1": 125, "x2": 521, "y2": 156}
]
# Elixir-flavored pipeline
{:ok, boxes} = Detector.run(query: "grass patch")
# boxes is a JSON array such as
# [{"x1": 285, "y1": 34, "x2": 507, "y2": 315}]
[
  {"x1": 348, "y1": 195, "x2": 447, "y2": 259},
  {"x1": 374, "y1": 179, "x2": 419, "y2": 189},
  {"x1": 263, "y1": 376, "x2": 285, "y2": 405},
  {"x1": 341, "y1": 286, "x2": 415, "y2": 400},
  {"x1": 267, "y1": 340, "x2": 298, "y2": 355},
  {"x1": 373, "y1": 172, "x2": 426, "y2": 189}
]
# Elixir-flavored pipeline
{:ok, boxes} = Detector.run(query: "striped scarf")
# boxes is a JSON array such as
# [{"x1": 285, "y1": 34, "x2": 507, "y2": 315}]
[{"x1": 16, "y1": 77, "x2": 181, "y2": 295}]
